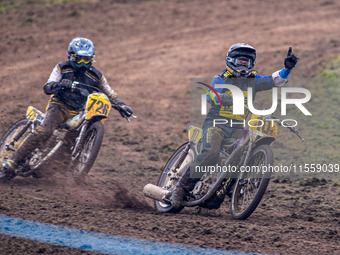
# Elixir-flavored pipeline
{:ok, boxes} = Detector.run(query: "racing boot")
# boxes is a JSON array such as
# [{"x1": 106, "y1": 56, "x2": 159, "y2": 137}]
[
  {"x1": 0, "y1": 159, "x2": 17, "y2": 179},
  {"x1": 170, "y1": 182, "x2": 188, "y2": 208}
]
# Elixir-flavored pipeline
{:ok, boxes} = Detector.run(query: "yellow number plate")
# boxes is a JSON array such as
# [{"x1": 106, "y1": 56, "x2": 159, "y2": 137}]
[
  {"x1": 86, "y1": 93, "x2": 111, "y2": 120},
  {"x1": 249, "y1": 114, "x2": 278, "y2": 139}
]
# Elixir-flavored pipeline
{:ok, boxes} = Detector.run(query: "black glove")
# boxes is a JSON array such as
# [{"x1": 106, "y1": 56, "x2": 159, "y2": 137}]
[
  {"x1": 59, "y1": 79, "x2": 73, "y2": 90},
  {"x1": 118, "y1": 104, "x2": 133, "y2": 118},
  {"x1": 220, "y1": 93, "x2": 233, "y2": 107},
  {"x1": 284, "y1": 47, "x2": 299, "y2": 70}
]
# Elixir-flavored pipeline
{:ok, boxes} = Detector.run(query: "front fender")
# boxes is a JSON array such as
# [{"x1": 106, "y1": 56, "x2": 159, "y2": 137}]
[{"x1": 254, "y1": 137, "x2": 275, "y2": 147}]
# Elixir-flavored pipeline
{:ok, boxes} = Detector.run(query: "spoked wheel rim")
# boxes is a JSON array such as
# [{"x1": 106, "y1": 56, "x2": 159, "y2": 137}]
[
  {"x1": 0, "y1": 119, "x2": 30, "y2": 167},
  {"x1": 231, "y1": 144, "x2": 272, "y2": 220},
  {"x1": 234, "y1": 150, "x2": 266, "y2": 213},
  {"x1": 73, "y1": 128, "x2": 97, "y2": 175},
  {"x1": 0, "y1": 130, "x2": 20, "y2": 166},
  {"x1": 233, "y1": 177, "x2": 263, "y2": 214}
]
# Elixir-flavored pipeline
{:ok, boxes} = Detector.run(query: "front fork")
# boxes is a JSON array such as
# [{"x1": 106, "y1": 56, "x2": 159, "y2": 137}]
[
  {"x1": 216, "y1": 139, "x2": 253, "y2": 197},
  {"x1": 71, "y1": 120, "x2": 89, "y2": 157},
  {"x1": 240, "y1": 141, "x2": 253, "y2": 177}
]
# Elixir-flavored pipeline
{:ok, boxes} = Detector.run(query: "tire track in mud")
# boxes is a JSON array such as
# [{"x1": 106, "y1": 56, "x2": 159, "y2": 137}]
[{"x1": 1, "y1": 171, "x2": 338, "y2": 255}]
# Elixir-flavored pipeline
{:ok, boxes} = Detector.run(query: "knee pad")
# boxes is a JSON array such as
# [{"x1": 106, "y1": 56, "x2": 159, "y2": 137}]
[{"x1": 35, "y1": 125, "x2": 53, "y2": 140}]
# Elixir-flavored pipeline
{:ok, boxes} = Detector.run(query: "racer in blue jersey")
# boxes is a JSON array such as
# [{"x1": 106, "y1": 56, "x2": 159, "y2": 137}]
[{"x1": 171, "y1": 43, "x2": 299, "y2": 208}]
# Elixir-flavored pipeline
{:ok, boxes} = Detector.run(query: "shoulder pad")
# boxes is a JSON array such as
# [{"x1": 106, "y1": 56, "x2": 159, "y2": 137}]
[
  {"x1": 87, "y1": 66, "x2": 103, "y2": 82},
  {"x1": 248, "y1": 70, "x2": 257, "y2": 77},
  {"x1": 221, "y1": 70, "x2": 233, "y2": 79},
  {"x1": 58, "y1": 61, "x2": 73, "y2": 74}
]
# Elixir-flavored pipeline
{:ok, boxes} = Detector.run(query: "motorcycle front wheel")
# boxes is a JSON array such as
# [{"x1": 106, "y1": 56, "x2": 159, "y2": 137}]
[
  {"x1": 230, "y1": 144, "x2": 273, "y2": 220},
  {"x1": 72, "y1": 121, "x2": 104, "y2": 180}
]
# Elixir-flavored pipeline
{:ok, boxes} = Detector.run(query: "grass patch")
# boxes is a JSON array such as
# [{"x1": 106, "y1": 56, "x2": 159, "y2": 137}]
[
  {"x1": 272, "y1": 55, "x2": 340, "y2": 181},
  {"x1": 318, "y1": 55, "x2": 340, "y2": 78}
]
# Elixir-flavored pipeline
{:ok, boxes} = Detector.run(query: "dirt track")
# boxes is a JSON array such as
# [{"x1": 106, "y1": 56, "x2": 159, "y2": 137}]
[{"x1": 0, "y1": 0, "x2": 339, "y2": 254}]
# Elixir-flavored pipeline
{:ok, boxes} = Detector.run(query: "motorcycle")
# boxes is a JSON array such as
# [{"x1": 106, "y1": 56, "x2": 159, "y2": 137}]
[
  {"x1": 144, "y1": 107, "x2": 304, "y2": 220},
  {"x1": 0, "y1": 82, "x2": 136, "y2": 181}
]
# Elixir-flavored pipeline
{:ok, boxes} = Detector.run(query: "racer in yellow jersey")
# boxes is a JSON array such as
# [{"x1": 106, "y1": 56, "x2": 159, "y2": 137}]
[{"x1": 1, "y1": 37, "x2": 133, "y2": 177}]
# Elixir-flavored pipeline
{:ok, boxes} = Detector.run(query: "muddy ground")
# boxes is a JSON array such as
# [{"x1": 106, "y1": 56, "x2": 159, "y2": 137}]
[{"x1": 0, "y1": 0, "x2": 339, "y2": 254}]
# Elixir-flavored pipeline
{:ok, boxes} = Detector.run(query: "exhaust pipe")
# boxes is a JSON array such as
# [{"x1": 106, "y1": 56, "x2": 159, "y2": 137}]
[{"x1": 143, "y1": 184, "x2": 171, "y2": 202}]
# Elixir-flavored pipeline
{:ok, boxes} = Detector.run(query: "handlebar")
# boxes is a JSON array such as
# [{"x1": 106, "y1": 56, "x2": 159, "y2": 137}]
[
  {"x1": 112, "y1": 104, "x2": 137, "y2": 122},
  {"x1": 71, "y1": 81, "x2": 102, "y2": 92},
  {"x1": 242, "y1": 105, "x2": 304, "y2": 142},
  {"x1": 71, "y1": 81, "x2": 137, "y2": 122},
  {"x1": 199, "y1": 85, "x2": 304, "y2": 142},
  {"x1": 281, "y1": 123, "x2": 305, "y2": 142}
]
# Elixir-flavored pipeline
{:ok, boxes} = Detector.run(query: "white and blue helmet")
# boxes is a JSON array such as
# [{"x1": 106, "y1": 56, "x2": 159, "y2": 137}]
[{"x1": 68, "y1": 37, "x2": 95, "y2": 71}]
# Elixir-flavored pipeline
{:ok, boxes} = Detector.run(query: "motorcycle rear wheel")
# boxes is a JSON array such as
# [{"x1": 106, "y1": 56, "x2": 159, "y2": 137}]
[
  {"x1": 72, "y1": 121, "x2": 104, "y2": 180},
  {"x1": 0, "y1": 119, "x2": 30, "y2": 178},
  {"x1": 230, "y1": 144, "x2": 273, "y2": 220},
  {"x1": 154, "y1": 143, "x2": 188, "y2": 213}
]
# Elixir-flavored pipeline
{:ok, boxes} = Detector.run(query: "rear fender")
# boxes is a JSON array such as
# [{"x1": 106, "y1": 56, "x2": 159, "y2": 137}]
[{"x1": 26, "y1": 106, "x2": 44, "y2": 122}]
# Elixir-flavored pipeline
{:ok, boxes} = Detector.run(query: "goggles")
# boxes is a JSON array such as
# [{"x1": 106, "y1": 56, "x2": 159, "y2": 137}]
[
  {"x1": 69, "y1": 54, "x2": 94, "y2": 64},
  {"x1": 227, "y1": 56, "x2": 253, "y2": 69},
  {"x1": 235, "y1": 57, "x2": 252, "y2": 68}
]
